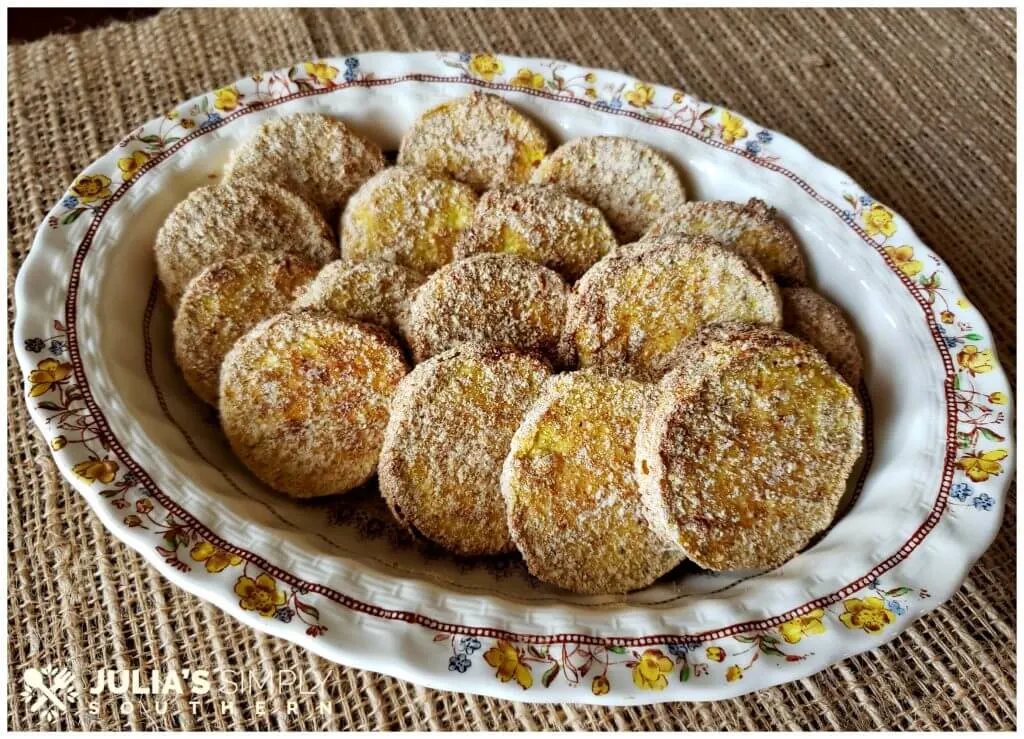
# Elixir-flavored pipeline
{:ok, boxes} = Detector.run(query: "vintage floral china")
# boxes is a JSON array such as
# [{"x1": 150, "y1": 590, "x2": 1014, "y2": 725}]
[{"x1": 14, "y1": 52, "x2": 1013, "y2": 704}]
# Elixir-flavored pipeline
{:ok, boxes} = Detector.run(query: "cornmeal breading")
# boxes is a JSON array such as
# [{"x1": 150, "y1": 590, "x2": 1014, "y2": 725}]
[
  {"x1": 635, "y1": 323, "x2": 863, "y2": 571},
  {"x1": 380, "y1": 343, "x2": 549, "y2": 556},
  {"x1": 399, "y1": 92, "x2": 550, "y2": 191},
  {"x1": 219, "y1": 311, "x2": 408, "y2": 498}
]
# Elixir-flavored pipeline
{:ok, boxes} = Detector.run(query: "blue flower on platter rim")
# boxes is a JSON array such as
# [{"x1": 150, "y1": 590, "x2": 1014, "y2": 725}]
[
  {"x1": 667, "y1": 643, "x2": 691, "y2": 657},
  {"x1": 972, "y1": 493, "x2": 995, "y2": 511},
  {"x1": 200, "y1": 112, "x2": 223, "y2": 129},
  {"x1": 937, "y1": 325, "x2": 959, "y2": 348},
  {"x1": 950, "y1": 482, "x2": 973, "y2": 501},
  {"x1": 886, "y1": 599, "x2": 906, "y2": 616},
  {"x1": 448, "y1": 653, "x2": 471, "y2": 673}
]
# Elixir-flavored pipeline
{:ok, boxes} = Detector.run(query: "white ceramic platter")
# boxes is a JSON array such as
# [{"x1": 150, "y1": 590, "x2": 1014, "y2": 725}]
[{"x1": 13, "y1": 52, "x2": 1013, "y2": 704}]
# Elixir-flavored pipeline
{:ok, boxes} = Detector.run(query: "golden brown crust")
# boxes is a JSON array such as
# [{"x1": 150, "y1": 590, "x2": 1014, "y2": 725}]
[
  {"x1": 340, "y1": 166, "x2": 477, "y2": 275},
  {"x1": 454, "y1": 184, "x2": 616, "y2": 282},
  {"x1": 781, "y1": 287, "x2": 863, "y2": 387},
  {"x1": 501, "y1": 369, "x2": 685, "y2": 594},
  {"x1": 640, "y1": 198, "x2": 807, "y2": 285},
  {"x1": 635, "y1": 324, "x2": 864, "y2": 571},
  {"x1": 398, "y1": 92, "x2": 551, "y2": 191},
  {"x1": 225, "y1": 112, "x2": 386, "y2": 215},
  {"x1": 219, "y1": 311, "x2": 409, "y2": 498},
  {"x1": 532, "y1": 135, "x2": 686, "y2": 242},
  {"x1": 154, "y1": 178, "x2": 335, "y2": 308},
  {"x1": 562, "y1": 234, "x2": 782, "y2": 379},
  {"x1": 172, "y1": 253, "x2": 320, "y2": 406},
  {"x1": 292, "y1": 260, "x2": 425, "y2": 340},
  {"x1": 406, "y1": 253, "x2": 569, "y2": 364},
  {"x1": 379, "y1": 343, "x2": 550, "y2": 556}
]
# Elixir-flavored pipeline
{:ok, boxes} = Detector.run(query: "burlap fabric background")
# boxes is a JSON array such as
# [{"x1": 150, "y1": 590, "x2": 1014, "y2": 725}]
[{"x1": 7, "y1": 8, "x2": 1016, "y2": 731}]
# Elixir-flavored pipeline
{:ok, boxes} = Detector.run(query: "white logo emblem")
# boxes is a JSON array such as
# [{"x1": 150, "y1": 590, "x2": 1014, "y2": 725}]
[{"x1": 21, "y1": 666, "x2": 78, "y2": 722}]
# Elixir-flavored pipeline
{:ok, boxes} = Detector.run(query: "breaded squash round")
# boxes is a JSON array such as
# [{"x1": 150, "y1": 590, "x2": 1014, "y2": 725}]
[
  {"x1": 398, "y1": 92, "x2": 551, "y2": 191},
  {"x1": 154, "y1": 179, "x2": 335, "y2": 308},
  {"x1": 173, "y1": 253, "x2": 319, "y2": 406},
  {"x1": 642, "y1": 199, "x2": 807, "y2": 285},
  {"x1": 219, "y1": 311, "x2": 409, "y2": 498},
  {"x1": 225, "y1": 112, "x2": 386, "y2": 215},
  {"x1": 340, "y1": 166, "x2": 477, "y2": 274},
  {"x1": 292, "y1": 260, "x2": 425, "y2": 339},
  {"x1": 562, "y1": 235, "x2": 782, "y2": 379},
  {"x1": 454, "y1": 184, "x2": 616, "y2": 282},
  {"x1": 635, "y1": 323, "x2": 864, "y2": 571},
  {"x1": 532, "y1": 135, "x2": 686, "y2": 242},
  {"x1": 379, "y1": 343, "x2": 550, "y2": 556},
  {"x1": 501, "y1": 368, "x2": 685, "y2": 594},
  {"x1": 406, "y1": 253, "x2": 569, "y2": 364},
  {"x1": 782, "y1": 287, "x2": 863, "y2": 387}
]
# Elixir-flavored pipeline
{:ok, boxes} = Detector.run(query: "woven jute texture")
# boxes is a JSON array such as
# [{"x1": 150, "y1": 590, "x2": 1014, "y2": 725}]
[{"x1": 7, "y1": 8, "x2": 1016, "y2": 731}]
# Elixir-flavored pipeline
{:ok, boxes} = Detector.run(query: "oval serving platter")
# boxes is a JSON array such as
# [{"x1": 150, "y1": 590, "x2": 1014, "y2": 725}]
[{"x1": 13, "y1": 51, "x2": 1013, "y2": 705}]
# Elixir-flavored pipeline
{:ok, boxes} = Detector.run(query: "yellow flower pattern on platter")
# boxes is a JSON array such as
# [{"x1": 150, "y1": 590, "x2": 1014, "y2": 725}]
[
  {"x1": 862, "y1": 204, "x2": 897, "y2": 238},
  {"x1": 117, "y1": 150, "x2": 150, "y2": 180},
  {"x1": 70, "y1": 174, "x2": 112, "y2": 204},
  {"x1": 839, "y1": 597, "x2": 896, "y2": 633},
  {"x1": 72, "y1": 457, "x2": 119, "y2": 484},
  {"x1": 468, "y1": 54, "x2": 503, "y2": 81},
  {"x1": 191, "y1": 541, "x2": 243, "y2": 573},
  {"x1": 624, "y1": 82, "x2": 655, "y2": 108},
  {"x1": 957, "y1": 449, "x2": 1007, "y2": 483},
  {"x1": 234, "y1": 574, "x2": 286, "y2": 617},
  {"x1": 631, "y1": 649, "x2": 673, "y2": 691},
  {"x1": 779, "y1": 609, "x2": 826, "y2": 644},
  {"x1": 303, "y1": 61, "x2": 338, "y2": 86},
  {"x1": 510, "y1": 68, "x2": 545, "y2": 89},
  {"x1": 705, "y1": 646, "x2": 726, "y2": 662},
  {"x1": 482, "y1": 641, "x2": 532, "y2": 689},
  {"x1": 957, "y1": 345, "x2": 994, "y2": 376},
  {"x1": 213, "y1": 86, "x2": 240, "y2": 111},
  {"x1": 884, "y1": 245, "x2": 922, "y2": 277},
  {"x1": 29, "y1": 357, "x2": 71, "y2": 396},
  {"x1": 720, "y1": 110, "x2": 748, "y2": 145}
]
